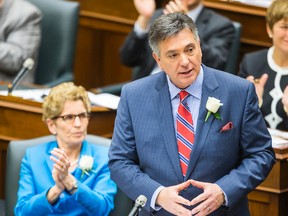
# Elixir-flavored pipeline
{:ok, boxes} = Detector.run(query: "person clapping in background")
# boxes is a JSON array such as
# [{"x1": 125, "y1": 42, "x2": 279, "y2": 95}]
[{"x1": 239, "y1": 0, "x2": 288, "y2": 131}]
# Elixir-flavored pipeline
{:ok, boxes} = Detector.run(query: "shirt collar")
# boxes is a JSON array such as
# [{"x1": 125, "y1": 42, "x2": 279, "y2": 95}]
[
  {"x1": 186, "y1": 3, "x2": 204, "y2": 22},
  {"x1": 167, "y1": 66, "x2": 204, "y2": 100}
]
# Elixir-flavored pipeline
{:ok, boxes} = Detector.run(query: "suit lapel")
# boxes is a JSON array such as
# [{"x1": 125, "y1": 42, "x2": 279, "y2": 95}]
[
  {"x1": 154, "y1": 74, "x2": 183, "y2": 182},
  {"x1": 185, "y1": 65, "x2": 220, "y2": 179}
]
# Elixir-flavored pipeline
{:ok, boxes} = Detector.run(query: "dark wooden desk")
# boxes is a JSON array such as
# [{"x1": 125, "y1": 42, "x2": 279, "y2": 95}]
[
  {"x1": 0, "y1": 95, "x2": 116, "y2": 199},
  {"x1": 248, "y1": 146, "x2": 288, "y2": 216}
]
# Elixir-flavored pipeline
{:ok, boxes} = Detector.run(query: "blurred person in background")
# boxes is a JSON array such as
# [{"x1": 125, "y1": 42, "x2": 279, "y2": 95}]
[
  {"x1": 120, "y1": 0, "x2": 235, "y2": 80},
  {"x1": 239, "y1": 0, "x2": 288, "y2": 131},
  {"x1": 15, "y1": 82, "x2": 116, "y2": 216},
  {"x1": 0, "y1": 0, "x2": 41, "y2": 83}
]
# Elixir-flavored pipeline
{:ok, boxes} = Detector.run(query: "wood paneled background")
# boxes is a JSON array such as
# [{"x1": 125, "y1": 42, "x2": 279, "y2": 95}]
[{"x1": 70, "y1": 0, "x2": 138, "y2": 89}]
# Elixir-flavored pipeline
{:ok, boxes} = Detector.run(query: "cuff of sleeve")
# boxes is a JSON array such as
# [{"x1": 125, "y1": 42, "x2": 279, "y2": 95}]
[
  {"x1": 35, "y1": 188, "x2": 56, "y2": 212},
  {"x1": 134, "y1": 22, "x2": 149, "y2": 39},
  {"x1": 219, "y1": 187, "x2": 228, "y2": 206},
  {"x1": 151, "y1": 186, "x2": 164, "y2": 211}
]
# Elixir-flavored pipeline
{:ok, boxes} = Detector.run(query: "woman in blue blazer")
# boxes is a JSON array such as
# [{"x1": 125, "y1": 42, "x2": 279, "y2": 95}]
[{"x1": 15, "y1": 82, "x2": 116, "y2": 216}]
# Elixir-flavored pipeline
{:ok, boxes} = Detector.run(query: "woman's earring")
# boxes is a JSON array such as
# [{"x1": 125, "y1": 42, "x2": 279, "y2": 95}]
[{"x1": 269, "y1": 34, "x2": 272, "y2": 38}]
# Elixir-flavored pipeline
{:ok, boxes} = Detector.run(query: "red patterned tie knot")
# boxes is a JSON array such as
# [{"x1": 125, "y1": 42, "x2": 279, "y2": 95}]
[{"x1": 179, "y1": 90, "x2": 189, "y2": 102}]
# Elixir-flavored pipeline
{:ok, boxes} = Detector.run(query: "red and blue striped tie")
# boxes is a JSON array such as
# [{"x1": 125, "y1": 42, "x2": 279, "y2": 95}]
[{"x1": 177, "y1": 90, "x2": 194, "y2": 177}]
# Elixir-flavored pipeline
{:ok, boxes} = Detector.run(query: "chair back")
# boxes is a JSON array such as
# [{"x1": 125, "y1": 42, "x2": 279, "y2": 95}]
[
  {"x1": 27, "y1": 0, "x2": 79, "y2": 86},
  {"x1": 5, "y1": 135, "x2": 132, "y2": 216},
  {"x1": 5, "y1": 135, "x2": 56, "y2": 216},
  {"x1": 225, "y1": 21, "x2": 242, "y2": 75}
]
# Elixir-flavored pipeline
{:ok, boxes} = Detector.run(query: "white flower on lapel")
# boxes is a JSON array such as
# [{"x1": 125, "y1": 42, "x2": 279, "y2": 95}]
[
  {"x1": 79, "y1": 155, "x2": 95, "y2": 177},
  {"x1": 205, "y1": 97, "x2": 223, "y2": 122}
]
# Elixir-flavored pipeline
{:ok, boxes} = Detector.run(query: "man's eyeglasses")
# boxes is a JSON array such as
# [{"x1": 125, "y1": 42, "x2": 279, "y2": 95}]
[{"x1": 52, "y1": 112, "x2": 90, "y2": 124}]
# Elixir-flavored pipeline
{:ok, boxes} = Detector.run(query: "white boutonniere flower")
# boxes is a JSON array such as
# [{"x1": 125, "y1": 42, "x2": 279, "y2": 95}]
[
  {"x1": 79, "y1": 155, "x2": 95, "y2": 178},
  {"x1": 205, "y1": 97, "x2": 223, "y2": 122}
]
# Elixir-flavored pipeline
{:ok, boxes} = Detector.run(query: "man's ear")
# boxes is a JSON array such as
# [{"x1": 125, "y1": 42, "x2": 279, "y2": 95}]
[{"x1": 152, "y1": 52, "x2": 162, "y2": 69}]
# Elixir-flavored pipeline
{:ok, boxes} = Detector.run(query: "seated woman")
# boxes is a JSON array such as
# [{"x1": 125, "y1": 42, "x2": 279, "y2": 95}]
[
  {"x1": 14, "y1": 82, "x2": 117, "y2": 216},
  {"x1": 239, "y1": 0, "x2": 288, "y2": 131}
]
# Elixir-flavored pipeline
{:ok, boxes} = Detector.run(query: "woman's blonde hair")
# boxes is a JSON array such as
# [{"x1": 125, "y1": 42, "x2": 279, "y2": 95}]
[
  {"x1": 266, "y1": 0, "x2": 288, "y2": 29},
  {"x1": 42, "y1": 82, "x2": 91, "y2": 121}
]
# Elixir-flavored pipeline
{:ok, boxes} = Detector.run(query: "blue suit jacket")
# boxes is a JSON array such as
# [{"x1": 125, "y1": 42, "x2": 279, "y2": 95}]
[
  {"x1": 108, "y1": 65, "x2": 276, "y2": 216},
  {"x1": 15, "y1": 140, "x2": 116, "y2": 216}
]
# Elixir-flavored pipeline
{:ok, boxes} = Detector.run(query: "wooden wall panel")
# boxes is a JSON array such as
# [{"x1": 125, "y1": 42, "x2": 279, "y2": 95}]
[
  {"x1": 73, "y1": 26, "x2": 132, "y2": 89},
  {"x1": 101, "y1": 32, "x2": 133, "y2": 85},
  {"x1": 75, "y1": 0, "x2": 138, "y2": 19},
  {"x1": 74, "y1": 27, "x2": 102, "y2": 88},
  {"x1": 69, "y1": 0, "x2": 138, "y2": 89}
]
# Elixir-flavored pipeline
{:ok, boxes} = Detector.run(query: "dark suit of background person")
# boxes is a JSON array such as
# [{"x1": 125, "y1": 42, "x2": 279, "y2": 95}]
[
  {"x1": 109, "y1": 13, "x2": 275, "y2": 216},
  {"x1": 238, "y1": 0, "x2": 288, "y2": 131},
  {"x1": 119, "y1": 1, "x2": 235, "y2": 80},
  {"x1": 0, "y1": 0, "x2": 41, "y2": 83}
]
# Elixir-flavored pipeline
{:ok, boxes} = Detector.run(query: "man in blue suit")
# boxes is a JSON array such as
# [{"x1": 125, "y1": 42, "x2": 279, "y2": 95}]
[{"x1": 109, "y1": 13, "x2": 275, "y2": 216}]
